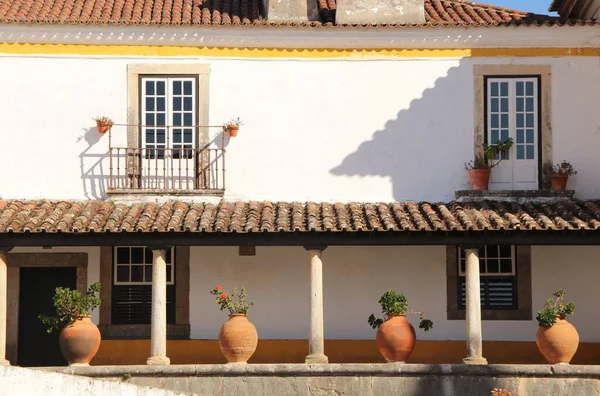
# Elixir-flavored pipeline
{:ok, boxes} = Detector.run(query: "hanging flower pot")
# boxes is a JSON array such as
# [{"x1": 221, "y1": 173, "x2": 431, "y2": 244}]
[
  {"x1": 210, "y1": 286, "x2": 257, "y2": 363},
  {"x1": 535, "y1": 289, "x2": 579, "y2": 364},
  {"x1": 94, "y1": 116, "x2": 113, "y2": 134},
  {"x1": 550, "y1": 161, "x2": 577, "y2": 191},
  {"x1": 223, "y1": 117, "x2": 243, "y2": 137},
  {"x1": 368, "y1": 290, "x2": 433, "y2": 363}
]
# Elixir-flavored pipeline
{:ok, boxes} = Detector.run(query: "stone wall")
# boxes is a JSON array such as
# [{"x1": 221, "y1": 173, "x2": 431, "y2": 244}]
[{"x1": 47, "y1": 364, "x2": 600, "y2": 396}]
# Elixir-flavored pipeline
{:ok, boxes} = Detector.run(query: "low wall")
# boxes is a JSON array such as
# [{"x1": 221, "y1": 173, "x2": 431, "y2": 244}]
[
  {"x1": 46, "y1": 364, "x2": 600, "y2": 396},
  {"x1": 90, "y1": 340, "x2": 600, "y2": 365},
  {"x1": 0, "y1": 365, "x2": 184, "y2": 396}
]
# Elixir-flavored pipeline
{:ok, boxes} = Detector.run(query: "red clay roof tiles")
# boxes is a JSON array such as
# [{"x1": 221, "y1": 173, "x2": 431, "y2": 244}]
[
  {"x1": 0, "y1": 0, "x2": 594, "y2": 27},
  {"x1": 1, "y1": 199, "x2": 600, "y2": 233}
]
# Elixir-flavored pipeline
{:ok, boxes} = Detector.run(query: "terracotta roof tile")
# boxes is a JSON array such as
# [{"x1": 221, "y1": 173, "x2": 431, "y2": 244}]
[
  {"x1": 0, "y1": 0, "x2": 595, "y2": 27},
  {"x1": 2, "y1": 199, "x2": 600, "y2": 234}
]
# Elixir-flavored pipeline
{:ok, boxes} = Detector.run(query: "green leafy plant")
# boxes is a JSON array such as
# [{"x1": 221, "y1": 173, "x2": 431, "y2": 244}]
[
  {"x1": 367, "y1": 290, "x2": 433, "y2": 332},
  {"x1": 465, "y1": 138, "x2": 514, "y2": 170},
  {"x1": 38, "y1": 282, "x2": 101, "y2": 333},
  {"x1": 551, "y1": 160, "x2": 577, "y2": 177},
  {"x1": 210, "y1": 285, "x2": 254, "y2": 314},
  {"x1": 536, "y1": 289, "x2": 575, "y2": 328},
  {"x1": 93, "y1": 116, "x2": 114, "y2": 125}
]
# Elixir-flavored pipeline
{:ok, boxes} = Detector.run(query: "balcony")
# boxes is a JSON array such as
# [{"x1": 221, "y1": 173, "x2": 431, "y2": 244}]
[{"x1": 107, "y1": 124, "x2": 225, "y2": 195}]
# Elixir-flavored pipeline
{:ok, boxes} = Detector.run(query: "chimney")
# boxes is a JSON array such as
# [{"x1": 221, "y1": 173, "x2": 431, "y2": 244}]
[
  {"x1": 266, "y1": 0, "x2": 321, "y2": 22},
  {"x1": 335, "y1": 0, "x2": 426, "y2": 24}
]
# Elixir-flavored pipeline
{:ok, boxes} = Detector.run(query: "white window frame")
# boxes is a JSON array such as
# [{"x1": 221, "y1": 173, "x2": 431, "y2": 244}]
[
  {"x1": 458, "y1": 245, "x2": 516, "y2": 276},
  {"x1": 113, "y1": 246, "x2": 175, "y2": 286}
]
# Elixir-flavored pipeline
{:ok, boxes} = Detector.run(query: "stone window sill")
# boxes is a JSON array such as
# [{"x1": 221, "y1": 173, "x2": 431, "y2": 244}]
[{"x1": 455, "y1": 190, "x2": 574, "y2": 203}]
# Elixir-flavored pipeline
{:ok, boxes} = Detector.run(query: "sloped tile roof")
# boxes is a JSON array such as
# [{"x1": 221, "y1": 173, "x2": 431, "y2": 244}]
[
  {"x1": 1, "y1": 200, "x2": 600, "y2": 233},
  {"x1": 0, "y1": 0, "x2": 594, "y2": 27}
]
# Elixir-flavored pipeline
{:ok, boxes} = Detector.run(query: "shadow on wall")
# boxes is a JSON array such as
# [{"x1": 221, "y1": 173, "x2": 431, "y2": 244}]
[
  {"x1": 78, "y1": 126, "x2": 108, "y2": 200},
  {"x1": 330, "y1": 60, "x2": 472, "y2": 202}
]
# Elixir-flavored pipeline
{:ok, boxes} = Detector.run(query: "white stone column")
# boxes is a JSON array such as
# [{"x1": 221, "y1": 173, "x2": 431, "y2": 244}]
[
  {"x1": 463, "y1": 248, "x2": 487, "y2": 365},
  {"x1": 147, "y1": 248, "x2": 170, "y2": 365},
  {"x1": 0, "y1": 249, "x2": 11, "y2": 366},
  {"x1": 305, "y1": 247, "x2": 328, "y2": 364}
]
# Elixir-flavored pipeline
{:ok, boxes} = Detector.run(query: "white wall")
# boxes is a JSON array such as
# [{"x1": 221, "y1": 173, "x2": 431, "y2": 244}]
[
  {"x1": 0, "y1": 55, "x2": 598, "y2": 202},
  {"x1": 189, "y1": 245, "x2": 600, "y2": 342}
]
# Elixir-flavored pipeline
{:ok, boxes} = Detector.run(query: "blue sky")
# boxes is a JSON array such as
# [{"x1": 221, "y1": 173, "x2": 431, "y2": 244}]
[{"x1": 489, "y1": 0, "x2": 558, "y2": 15}]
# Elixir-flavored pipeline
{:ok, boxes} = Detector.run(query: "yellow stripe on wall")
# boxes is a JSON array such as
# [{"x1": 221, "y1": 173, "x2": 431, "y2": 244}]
[{"x1": 0, "y1": 43, "x2": 598, "y2": 58}]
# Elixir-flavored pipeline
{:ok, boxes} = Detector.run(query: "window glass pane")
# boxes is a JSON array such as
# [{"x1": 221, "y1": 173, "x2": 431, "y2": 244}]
[
  {"x1": 184, "y1": 113, "x2": 193, "y2": 126},
  {"x1": 184, "y1": 81, "x2": 193, "y2": 95},
  {"x1": 173, "y1": 130, "x2": 182, "y2": 143},
  {"x1": 145, "y1": 265, "x2": 153, "y2": 282},
  {"x1": 501, "y1": 114, "x2": 509, "y2": 128},
  {"x1": 526, "y1": 113, "x2": 534, "y2": 127},
  {"x1": 500, "y1": 259, "x2": 513, "y2": 273},
  {"x1": 184, "y1": 130, "x2": 193, "y2": 143},
  {"x1": 145, "y1": 113, "x2": 155, "y2": 126},
  {"x1": 491, "y1": 114, "x2": 498, "y2": 129},
  {"x1": 516, "y1": 98, "x2": 523, "y2": 112},
  {"x1": 500, "y1": 82, "x2": 508, "y2": 96},
  {"x1": 157, "y1": 81, "x2": 165, "y2": 95},
  {"x1": 526, "y1": 145, "x2": 535, "y2": 159},
  {"x1": 516, "y1": 114, "x2": 524, "y2": 128},
  {"x1": 145, "y1": 132, "x2": 155, "y2": 144},
  {"x1": 146, "y1": 80, "x2": 155, "y2": 95},
  {"x1": 157, "y1": 98, "x2": 166, "y2": 112},
  {"x1": 117, "y1": 265, "x2": 129, "y2": 282},
  {"x1": 145, "y1": 247, "x2": 153, "y2": 263},
  {"x1": 460, "y1": 260, "x2": 465, "y2": 273},
  {"x1": 491, "y1": 130, "x2": 499, "y2": 143},
  {"x1": 499, "y1": 245, "x2": 512, "y2": 257},
  {"x1": 516, "y1": 81, "x2": 524, "y2": 96},
  {"x1": 487, "y1": 246, "x2": 499, "y2": 258},
  {"x1": 173, "y1": 97, "x2": 182, "y2": 111},
  {"x1": 501, "y1": 98, "x2": 508, "y2": 112},
  {"x1": 146, "y1": 97, "x2": 155, "y2": 111},
  {"x1": 526, "y1": 129, "x2": 534, "y2": 144},
  {"x1": 490, "y1": 82, "x2": 498, "y2": 96},
  {"x1": 516, "y1": 145, "x2": 524, "y2": 160},
  {"x1": 500, "y1": 130, "x2": 509, "y2": 142},
  {"x1": 157, "y1": 130, "x2": 166, "y2": 144},
  {"x1": 491, "y1": 98, "x2": 498, "y2": 112},
  {"x1": 487, "y1": 259, "x2": 499, "y2": 273},
  {"x1": 157, "y1": 113, "x2": 166, "y2": 126},
  {"x1": 479, "y1": 261, "x2": 485, "y2": 273},
  {"x1": 166, "y1": 249, "x2": 172, "y2": 264},
  {"x1": 516, "y1": 129, "x2": 524, "y2": 144},
  {"x1": 131, "y1": 247, "x2": 144, "y2": 264},
  {"x1": 173, "y1": 113, "x2": 182, "y2": 126},
  {"x1": 526, "y1": 81, "x2": 534, "y2": 96},
  {"x1": 184, "y1": 97, "x2": 193, "y2": 111},
  {"x1": 167, "y1": 265, "x2": 172, "y2": 283},
  {"x1": 173, "y1": 80, "x2": 182, "y2": 95},
  {"x1": 131, "y1": 265, "x2": 144, "y2": 282},
  {"x1": 526, "y1": 97, "x2": 534, "y2": 112},
  {"x1": 116, "y1": 247, "x2": 129, "y2": 264}
]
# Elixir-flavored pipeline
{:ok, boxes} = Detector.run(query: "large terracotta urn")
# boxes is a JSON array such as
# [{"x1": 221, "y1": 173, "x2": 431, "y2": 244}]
[
  {"x1": 376, "y1": 315, "x2": 416, "y2": 363},
  {"x1": 468, "y1": 169, "x2": 491, "y2": 191},
  {"x1": 219, "y1": 314, "x2": 258, "y2": 363},
  {"x1": 59, "y1": 316, "x2": 101, "y2": 366},
  {"x1": 536, "y1": 316, "x2": 579, "y2": 364}
]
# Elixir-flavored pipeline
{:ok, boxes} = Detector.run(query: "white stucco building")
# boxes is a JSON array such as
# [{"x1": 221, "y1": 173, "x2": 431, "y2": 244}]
[{"x1": 0, "y1": 0, "x2": 599, "y2": 368}]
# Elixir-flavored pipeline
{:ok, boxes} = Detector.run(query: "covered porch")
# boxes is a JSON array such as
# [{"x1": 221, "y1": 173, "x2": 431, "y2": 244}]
[{"x1": 0, "y1": 199, "x2": 600, "y2": 369}]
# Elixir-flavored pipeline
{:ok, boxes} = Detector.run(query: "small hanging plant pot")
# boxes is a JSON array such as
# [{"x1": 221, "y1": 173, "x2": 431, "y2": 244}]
[
  {"x1": 224, "y1": 117, "x2": 243, "y2": 138},
  {"x1": 94, "y1": 116, "x2": 114, "y2": 134}
]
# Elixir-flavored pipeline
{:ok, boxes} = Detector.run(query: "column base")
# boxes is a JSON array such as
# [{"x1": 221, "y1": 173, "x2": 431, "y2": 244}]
[
  {"x1": 305, "y1": 353, "x2": 329, "y2": 364},
  {"x1": 147, "y1": 356, "x2": 171, "y2": 366},
  {"x1": 0, "y1": 359, "x2": 10, "y2": 366},
  {"x1": 463, "y1": 356, "x2": 488, "y2": 365}
]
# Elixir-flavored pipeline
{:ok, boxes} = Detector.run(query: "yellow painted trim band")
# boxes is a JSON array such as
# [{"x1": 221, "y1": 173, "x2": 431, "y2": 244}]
[{"x1": 0, "y1": 43, "x2": 598, "y2": 58}]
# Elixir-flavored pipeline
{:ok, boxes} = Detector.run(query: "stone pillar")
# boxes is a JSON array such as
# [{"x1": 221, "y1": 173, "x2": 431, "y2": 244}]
[
  {"x1": 0, "y1": 248, "x2": 12, "y2": 366},
  {"x1": 463, "y1": 248, "x2": 487, "y2": 365},
  {"x1": 147, "y1": 248, "x2": 170, "y2": 365},
  {"x1": 304, "y1": 246, "x2": 328, "y2": 364}
]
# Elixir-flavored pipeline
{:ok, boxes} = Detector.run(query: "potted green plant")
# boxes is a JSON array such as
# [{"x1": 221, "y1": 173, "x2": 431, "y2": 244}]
[
  {"x1": 550, "y1": 160, "x2": 577, "y2": 191},
  {"x1": 223, "y1": 117, "x2": 242, "y2": 137},
  {"x1": 210, "y1": 285, "x2": 257, "y2": 363},
  {"x1": 94, "y1": 116, "x2": 113, "y2": 134},
  {"x1": 535, "y1": 289, "x2": 579, "y2": 364},
  {"x1": 38, "y1": 282, "x2": 102, "y2": 366},
  {"x1": 367, "y1": 290, "x2": 433, "y2": 363},
  {"x1": 464, "y1": 138, "x2": 514, "y2": 190}
]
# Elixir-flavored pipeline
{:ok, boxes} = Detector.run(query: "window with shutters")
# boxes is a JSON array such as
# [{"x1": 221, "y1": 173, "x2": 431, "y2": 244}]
[
  {"x1": 112, "y1": 246, "x2": 176, "y2": 325},
  {"x1": 446, "y1": 245, "x2": 532, "y2": 321}
]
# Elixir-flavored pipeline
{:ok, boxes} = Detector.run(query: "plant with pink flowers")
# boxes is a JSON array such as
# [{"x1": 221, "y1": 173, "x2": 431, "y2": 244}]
[{"x1": 210, "y1": 286, "x2": 254, "y2": 314}]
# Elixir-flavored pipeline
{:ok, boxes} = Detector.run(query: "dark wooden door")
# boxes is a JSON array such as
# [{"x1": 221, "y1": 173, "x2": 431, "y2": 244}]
[{"x1": 18, "y1": 267, "x2": 77, "y2": 366}]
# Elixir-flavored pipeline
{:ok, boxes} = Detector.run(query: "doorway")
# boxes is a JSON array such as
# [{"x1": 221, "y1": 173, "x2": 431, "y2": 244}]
[{"x1": 18, "y1": 267, "x2": 77, "y2": 366}]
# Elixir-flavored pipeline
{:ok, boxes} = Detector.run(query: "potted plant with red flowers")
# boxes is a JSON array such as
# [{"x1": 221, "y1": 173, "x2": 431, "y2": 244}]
[
  {"x1": 223, "y1": 117, "x2": 242, "y2": 137},
  {"x1": 94, "y1": 116, "x2": 113, "y2": 134},
  {"x1": 550, "y1": 161, "x2": 577, "y2": 191},
  {"x1": 368, "y1": 290, "x2": 433, "y2": 363},
  {"x1": 464, "y1": 138, "x2": 513, "y2": 190},
  {"x1": 210, "y1": 285, "x2": 257, "y2": 363}
]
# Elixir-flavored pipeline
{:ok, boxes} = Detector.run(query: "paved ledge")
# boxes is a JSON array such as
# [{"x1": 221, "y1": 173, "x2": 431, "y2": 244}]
[
  {"x1": 42, "y1": 363, "x2": 600, "y2": 378},
  {"x1": 455, "y1": 190, "x2": 575, "y2": 203}
]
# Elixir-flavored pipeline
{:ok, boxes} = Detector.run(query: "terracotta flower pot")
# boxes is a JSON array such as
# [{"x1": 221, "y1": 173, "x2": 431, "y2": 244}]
[
  {"x1": 536, "y1": 316, "x2": 579, "y2": 364},
  {"x1": 551, "y1": 175, "x2": 569, "y2": 191},
  {"x1": 376, "y1": 315, "x2": 416, "y2": 363},
  {"x1": 225, "y1": 125, "x2": 239, "y2": 137},
  {"x1": 96, "y1": 121, "x2": 111, "y2": 134},
  {"x1": 218, "y1": 314, "x2": 258, "y2": 363},
  {"x1": 468, "y1": 169, "x2": 491, "y2": 191},
  {"x1": 59, "y1": 316, "x2": 101, "y2": 366}
]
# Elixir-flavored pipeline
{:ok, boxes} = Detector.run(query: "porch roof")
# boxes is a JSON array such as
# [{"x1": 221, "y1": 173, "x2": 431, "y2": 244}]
[{"x1": 1, "y1": 199, "x2": 599, "y2": 237}]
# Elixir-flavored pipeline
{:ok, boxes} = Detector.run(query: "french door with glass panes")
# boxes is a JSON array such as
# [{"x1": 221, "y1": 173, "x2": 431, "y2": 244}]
[
  {"x1": 141, "y1": 77, "x2": 197, "y2": 190},
  {"x1": 486, "y1": 77, "x2": 539, "y2": 190}
]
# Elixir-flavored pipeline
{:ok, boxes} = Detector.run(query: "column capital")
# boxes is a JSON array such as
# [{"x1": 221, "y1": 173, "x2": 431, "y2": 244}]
[
  {"x1": 0, "y1": 247, "x2": 13, "y2": 253},
  {"x1": 303, "y1": 245, "x2": 327, "y2": 252}
]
